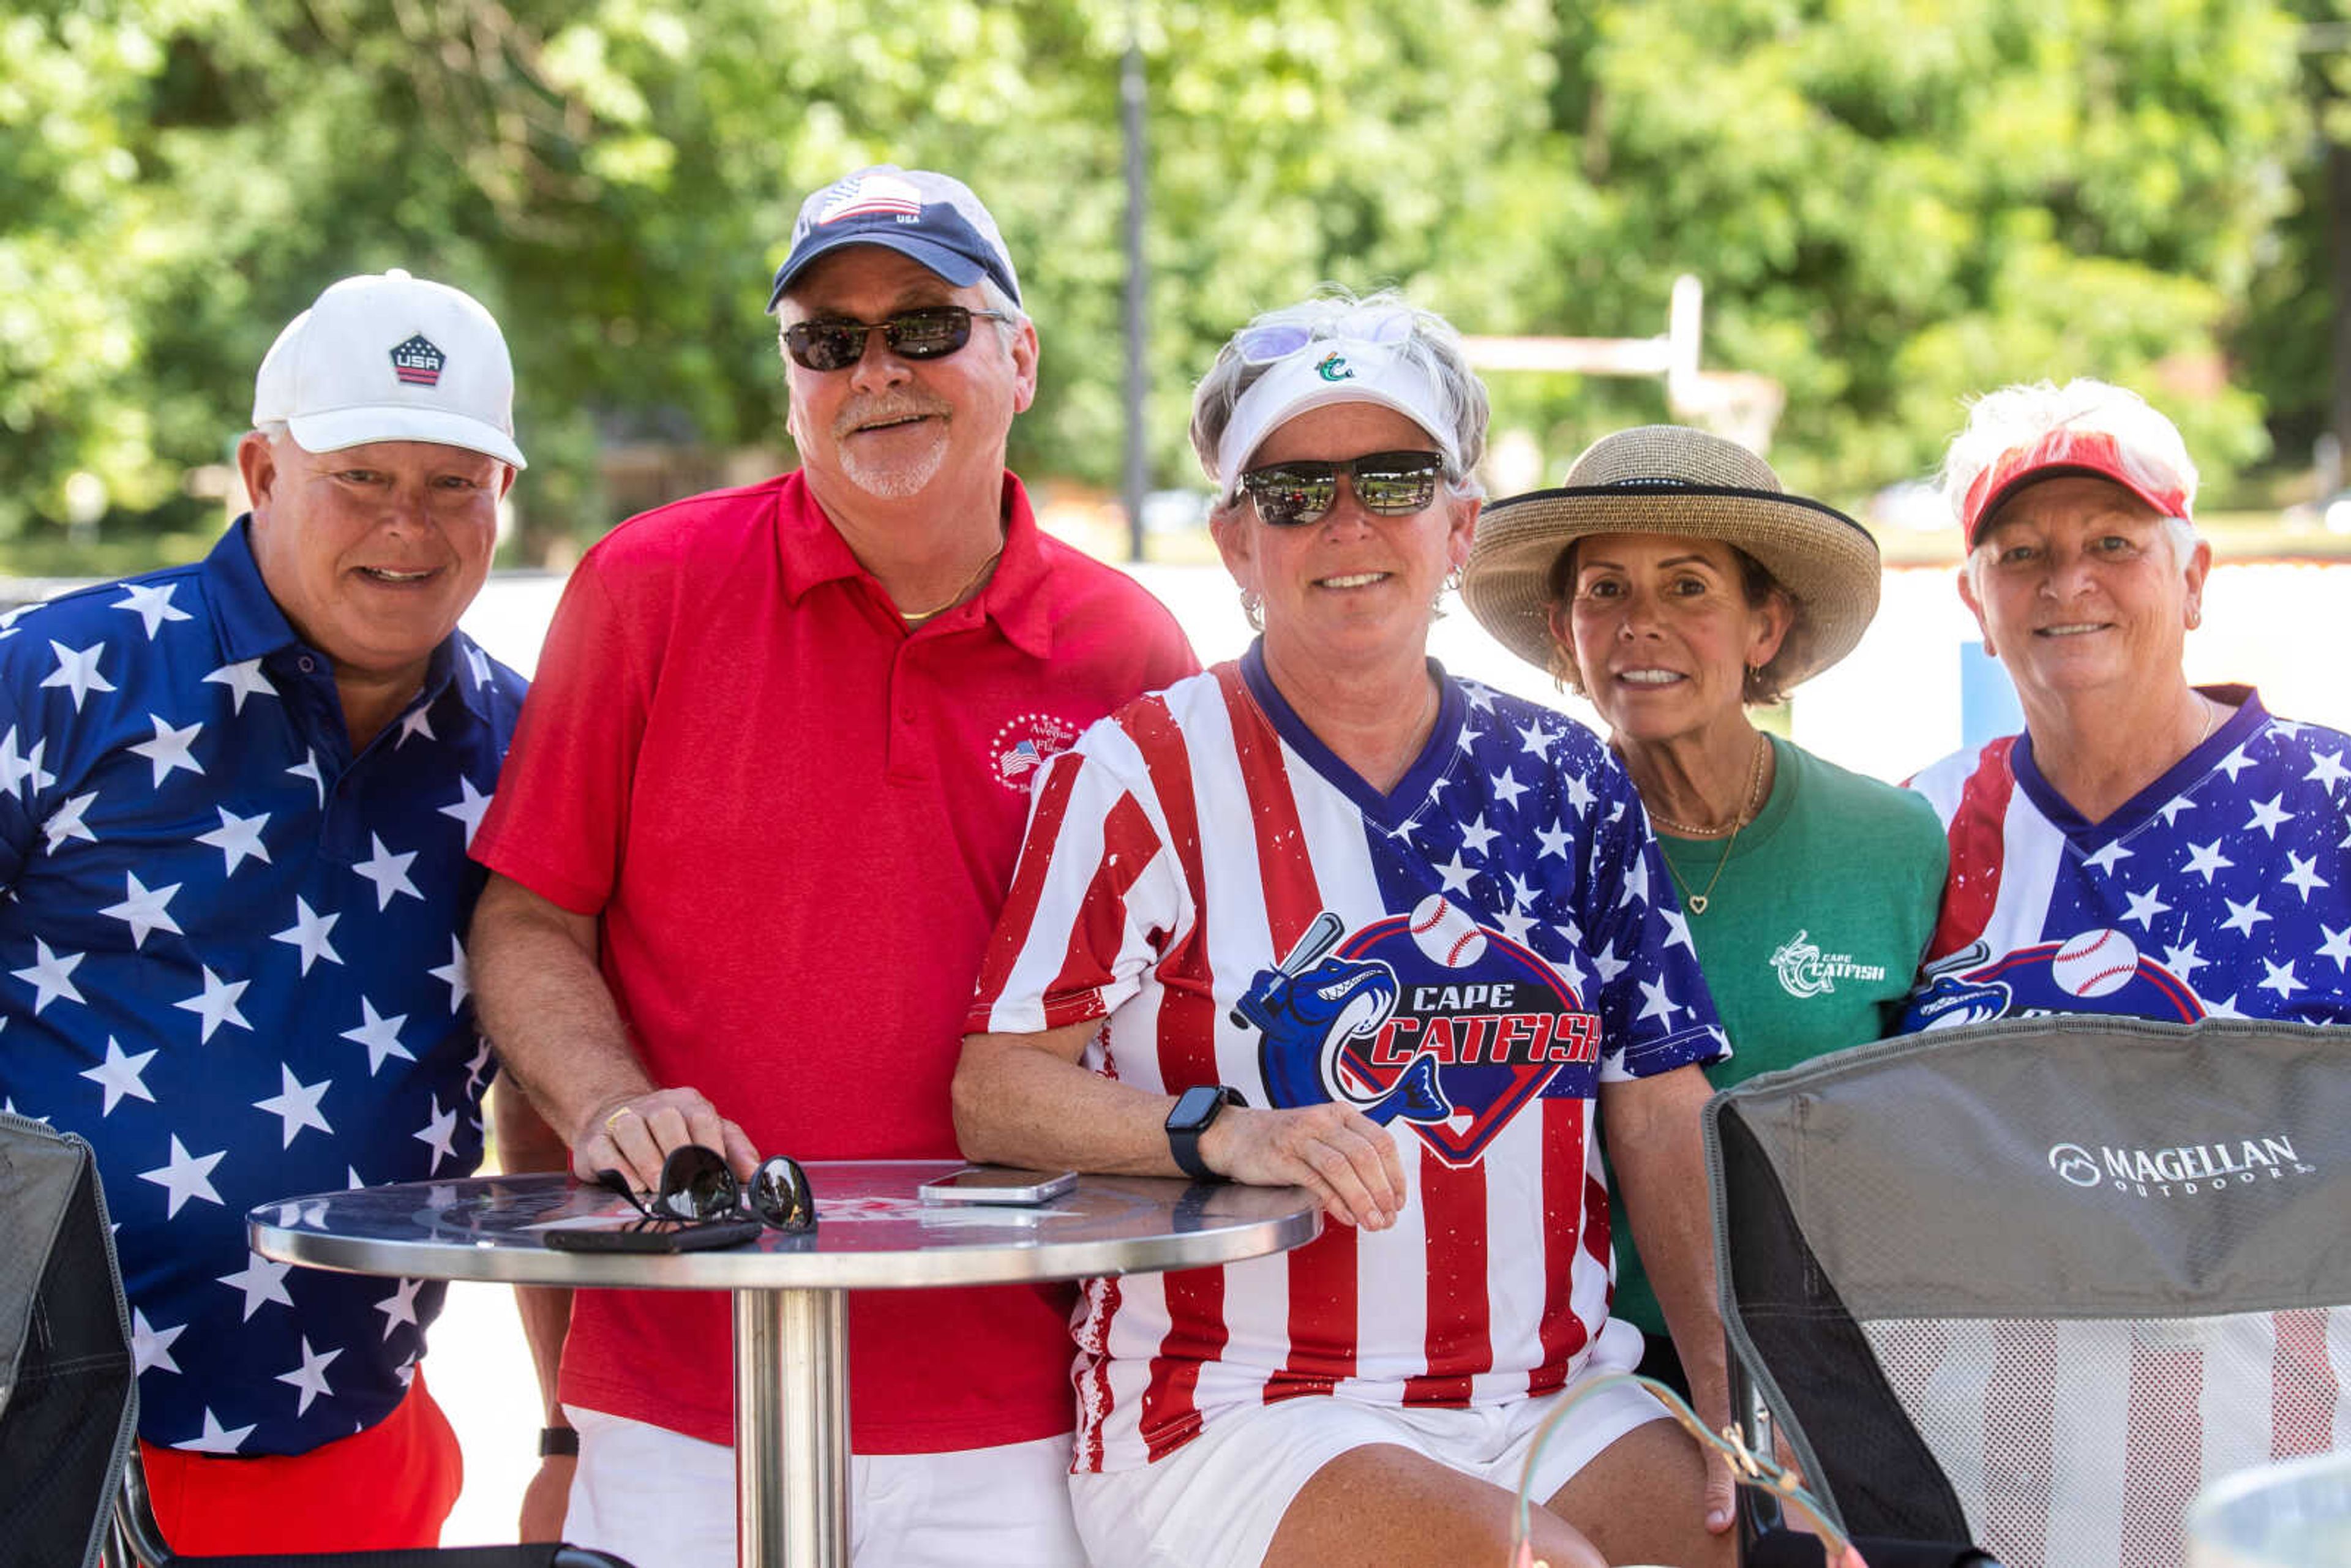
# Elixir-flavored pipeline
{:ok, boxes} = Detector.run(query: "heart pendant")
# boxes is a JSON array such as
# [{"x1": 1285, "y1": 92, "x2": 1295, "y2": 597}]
[{"x1": 1686, "y1": 895, "x2": 1709, "y2": 915}]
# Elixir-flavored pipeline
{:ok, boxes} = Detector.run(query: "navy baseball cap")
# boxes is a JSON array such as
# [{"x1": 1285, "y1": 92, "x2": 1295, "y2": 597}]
[{"x1": 767, "y1": 165, "x2": 1022, "y2": 312}]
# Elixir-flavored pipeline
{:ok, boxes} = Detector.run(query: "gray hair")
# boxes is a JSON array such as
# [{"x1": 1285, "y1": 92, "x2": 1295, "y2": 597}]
[
  {"x1": 1944, "y1": 377, "x2": 2203, "y2": 584},
  {"x1": 1189, "y1": 287, "x2": 1489, "y2": 507}
]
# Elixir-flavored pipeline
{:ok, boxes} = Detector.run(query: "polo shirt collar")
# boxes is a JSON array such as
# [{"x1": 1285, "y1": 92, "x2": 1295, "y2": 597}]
[
  {"x1": 778, "y1": 471, "x2": 1057, "y2": 659},
  {"x1": 973, "y1": 475, "x2": 1056, "y2": 659},
  {"x1": 201, "y1": 516, "x2": 490, "y2": 726},
  {"x1": 203, "y1": 517, "x2": 302, "y2": 664}
]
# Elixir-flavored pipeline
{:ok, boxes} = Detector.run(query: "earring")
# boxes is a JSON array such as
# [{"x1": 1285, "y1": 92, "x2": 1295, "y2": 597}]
[
  {"x1": 1240, "y1": 588, "x2": 1264, "y2": 632},
  {"x1": 2188, "y1": 605, "x2": 2202, "y2": 629}
]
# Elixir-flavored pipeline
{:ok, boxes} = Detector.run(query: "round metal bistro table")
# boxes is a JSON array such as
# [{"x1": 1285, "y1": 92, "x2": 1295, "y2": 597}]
[{"x1": 249, "y1": 1160, "x2": 1320, "y2": 1568}]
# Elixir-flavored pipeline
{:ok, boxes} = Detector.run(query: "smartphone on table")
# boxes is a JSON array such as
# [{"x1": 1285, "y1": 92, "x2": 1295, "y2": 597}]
[
  {"x1": 544, "y1": 1217, "x2": 764, "y2": 1253},
  {"x1": 916, "y1": 1166, "x2": 1079, "y2": 1206}
]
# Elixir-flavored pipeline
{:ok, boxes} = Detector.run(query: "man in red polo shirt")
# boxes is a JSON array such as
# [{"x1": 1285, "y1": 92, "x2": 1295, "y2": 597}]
[{"x1": 467, "y1": 165, "x2": 1195, "y2": 1566}]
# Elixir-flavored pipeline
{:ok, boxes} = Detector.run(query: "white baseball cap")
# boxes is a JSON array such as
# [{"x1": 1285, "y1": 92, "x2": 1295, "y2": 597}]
[{"x1": 252, "y1": 269, "x2": 526, "y2": 469}]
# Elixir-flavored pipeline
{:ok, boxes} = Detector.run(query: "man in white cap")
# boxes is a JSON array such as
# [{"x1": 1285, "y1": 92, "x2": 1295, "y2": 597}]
[
  {"x1": 0, "y1": 270, "x2": 531, "y2": 1552},
  {"x1": 469, "y1": 166, "x2": 1195, "y2": 1564}
]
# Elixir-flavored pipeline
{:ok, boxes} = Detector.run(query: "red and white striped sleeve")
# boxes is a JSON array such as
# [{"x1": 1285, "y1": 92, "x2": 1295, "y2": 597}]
[{"x1": 966, "y1": 713, "x2": 1196, "y2": 1037}]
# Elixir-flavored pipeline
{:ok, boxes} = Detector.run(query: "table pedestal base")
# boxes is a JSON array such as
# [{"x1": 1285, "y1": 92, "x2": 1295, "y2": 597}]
[{"x1": 735, "y1": 1286, "x2": 849, "y2": 1568}]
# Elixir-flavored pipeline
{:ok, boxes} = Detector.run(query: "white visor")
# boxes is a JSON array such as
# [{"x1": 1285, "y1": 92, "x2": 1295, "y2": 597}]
[{"x1": 1213, "y1": 339, "x2": 1459, "y2": 500}]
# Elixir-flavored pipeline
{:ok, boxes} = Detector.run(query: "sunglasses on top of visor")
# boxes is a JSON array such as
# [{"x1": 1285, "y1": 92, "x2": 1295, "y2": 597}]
[
  {"x1": 1234, "y1": 306, "x2": 1416, "y2": 363},
  {"x1": 1238, "y1": 449, "x2": 1447, "y2": 528},
  {"x1": 782, "y1": 306, "x2": 1017, "y2": 372}
]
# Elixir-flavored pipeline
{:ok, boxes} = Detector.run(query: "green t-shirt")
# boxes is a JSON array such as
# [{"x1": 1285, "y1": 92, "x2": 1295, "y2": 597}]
[{"x1": 1611, "y1": 735, "x2": 1947, "y2": 1337}]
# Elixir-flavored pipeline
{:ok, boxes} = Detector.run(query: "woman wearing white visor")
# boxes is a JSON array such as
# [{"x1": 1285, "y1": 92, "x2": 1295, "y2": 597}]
[{"x1": 957, "y1": 291, "x2": 1738, "y2": 1567}]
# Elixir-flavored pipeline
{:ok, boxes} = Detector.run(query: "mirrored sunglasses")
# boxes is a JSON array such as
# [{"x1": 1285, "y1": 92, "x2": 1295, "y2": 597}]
[
  {"x1": 1235, "y1": 305, "x2": 1415, "y2": 364},
  {"x1": 783, "y1": 306, "x2": 1016, "y2": 372},
  {"x1": 1239, "y1": 449, "x2": 1445, "y2": 527},
  {"x1": 596, "y1": 1146, "x2": 816, "y2": 1233}
]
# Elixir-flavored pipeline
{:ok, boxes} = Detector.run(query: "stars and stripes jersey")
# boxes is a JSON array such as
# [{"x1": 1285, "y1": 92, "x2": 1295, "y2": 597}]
[
  {"x1": 0, "y1": 522, "x2": 526, "y2": 1458},
  {"x1": 967, "y1": 645, "x2": 1726, "y2": 1472},
  {"x1": 1900, "y1": 687, "x2": 2351, "y2": 1032}
]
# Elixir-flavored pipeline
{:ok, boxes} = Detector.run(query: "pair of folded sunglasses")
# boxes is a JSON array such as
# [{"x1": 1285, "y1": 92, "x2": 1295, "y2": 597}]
[{"x1": 594, "y1": 1144, "x2": 816, "y2": 1233}]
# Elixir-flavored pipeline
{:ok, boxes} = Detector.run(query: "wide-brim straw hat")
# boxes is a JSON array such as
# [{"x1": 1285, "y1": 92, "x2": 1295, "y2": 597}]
[{"x1": 1461, "y1": 424, "x2": 1881, "y2": 688}]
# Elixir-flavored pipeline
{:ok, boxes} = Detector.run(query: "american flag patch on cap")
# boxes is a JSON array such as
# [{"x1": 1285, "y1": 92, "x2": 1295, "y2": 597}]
[
  {"x1": 389, "y1": 334, "x2": 446, "y2": 387},
  {"x1": 817, "y1": 171, "x2": 924, "y2": 225}
]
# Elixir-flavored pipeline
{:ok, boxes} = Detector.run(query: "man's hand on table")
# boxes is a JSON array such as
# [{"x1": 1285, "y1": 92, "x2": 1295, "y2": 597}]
[{"x1": 574, "y1": 1086, "x2": 760, "y2": 1190}]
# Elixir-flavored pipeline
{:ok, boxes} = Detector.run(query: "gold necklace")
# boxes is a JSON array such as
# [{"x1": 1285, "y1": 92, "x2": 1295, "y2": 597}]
[
  {"x1": 897, "y1": 545, "x2": 1003, "y2": 624},
  {"x1": 2190, "y1": 694, "x2": 2219, "y2": 749},
  {"x1": 1644, "y1": 730, "x2": 1770, "y2": 838},
  {"x1": 1655, "y1": 733, "x2": 1768, "y2": 917}
]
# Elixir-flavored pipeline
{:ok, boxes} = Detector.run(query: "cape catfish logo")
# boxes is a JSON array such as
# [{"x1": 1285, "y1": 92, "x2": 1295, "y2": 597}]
[
  {"x1": 1905, "y1": 927, "x2": 2202, "y2": 1031},
  {"x1": 2046, "y1": 1133, "x2": 2317, "y2": 1199},
  {"x1": 1237, "y1": 901, "x2": 1600, "y2": 1169},
  {"x1": 1769, "y1": 929, "x2": 1888, "y2": 1000},
  {"x1": 991, "y1": 711, "x2": 1080, "y2": 793}
]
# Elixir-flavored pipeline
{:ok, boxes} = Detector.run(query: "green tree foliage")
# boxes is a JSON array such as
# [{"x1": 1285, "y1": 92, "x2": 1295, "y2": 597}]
[{"x1": 0, "y1": 0, "x2": 2314, "y2": 553}]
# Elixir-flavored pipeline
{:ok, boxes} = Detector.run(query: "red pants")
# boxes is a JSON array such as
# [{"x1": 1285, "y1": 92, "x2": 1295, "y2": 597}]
[{"x1": 139, "y1": 1373, "x2": 464, "y2": 1553}]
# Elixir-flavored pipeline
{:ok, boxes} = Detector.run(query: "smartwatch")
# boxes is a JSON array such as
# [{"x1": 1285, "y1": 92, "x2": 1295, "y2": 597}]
[{"x1": 1166, "y1": 1085, "x2": 1247, "y2": 1180}]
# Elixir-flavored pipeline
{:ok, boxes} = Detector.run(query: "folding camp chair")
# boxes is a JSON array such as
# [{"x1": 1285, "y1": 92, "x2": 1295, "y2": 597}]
[
  {"x1": 1, "y1": 1111, "x2": 138, "y2": 1568},
  {"x1": 1706, "y1": 1015, "x2": 2351, "y2": 1568},
  {"x1": 0, "y1": 1109, "x2": 629, "y2": 1568}
]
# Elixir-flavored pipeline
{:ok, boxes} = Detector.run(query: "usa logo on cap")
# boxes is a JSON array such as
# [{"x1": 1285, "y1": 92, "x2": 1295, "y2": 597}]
[
  {"x1": 389, "y1": 334, "x2": 446, "y2": 388},
  {"x1": 817, "y1": 171, "x2": 924, "y2": 225}
]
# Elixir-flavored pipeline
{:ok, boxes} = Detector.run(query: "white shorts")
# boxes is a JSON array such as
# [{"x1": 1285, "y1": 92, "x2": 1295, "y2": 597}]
[
  {"x1": 1066, "y1": 1326, "x2": 1663, "y2": 1568},
  {"x1": 561, "y1": 1405, "x2": 1086, "y2": 1568}
]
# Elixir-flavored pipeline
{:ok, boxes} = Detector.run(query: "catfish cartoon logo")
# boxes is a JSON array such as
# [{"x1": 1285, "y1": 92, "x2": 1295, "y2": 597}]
[
  {"x1": 1234, "y1": 899, "x2": 1602, "y2": 1169},
  {"x1": 1905, "y1": 927, "x2": 2203, "y2": 1032}
]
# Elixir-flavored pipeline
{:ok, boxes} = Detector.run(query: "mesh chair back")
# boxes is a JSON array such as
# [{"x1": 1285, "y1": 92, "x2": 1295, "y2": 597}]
[
  {"x1": 1707, "y1": 1016, "x2": 2351, "y2": 1568},
  {"x1": 1, "y1": 1111, "x2": 137, "y2": 1568}
]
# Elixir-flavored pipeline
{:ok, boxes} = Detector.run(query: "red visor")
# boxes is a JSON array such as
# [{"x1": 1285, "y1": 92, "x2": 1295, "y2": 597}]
[{"x1": 1961, "y1": 428, "x2": 2191, "y2": 544}]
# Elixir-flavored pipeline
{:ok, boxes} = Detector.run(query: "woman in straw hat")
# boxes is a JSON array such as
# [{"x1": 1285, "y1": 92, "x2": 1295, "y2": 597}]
[
  {"x1": 958, "y1": 294, "x2": 1738, "y2": 1567},
  {"x1": 1899, "y1": 378, "x2": 2351, "y2": 1035},
  {"x1": 1462, "y1": 424, "x2": 1946, "y2": 1391}
]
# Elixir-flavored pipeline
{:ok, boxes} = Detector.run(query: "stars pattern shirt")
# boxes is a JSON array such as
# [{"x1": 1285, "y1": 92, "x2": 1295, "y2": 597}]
[
  {"x1": 0, "y1": 522, "x2": 526, "y2": 1457},
  {"x1": 969, "y1": 647, "x2": 1725, "y2": 1471},
  {"x1": 1902, "y1": 688, "x2": 2351, "y2": 1031}
]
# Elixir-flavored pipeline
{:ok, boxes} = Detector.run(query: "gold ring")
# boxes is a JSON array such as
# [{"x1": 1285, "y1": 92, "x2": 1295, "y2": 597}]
[{"x1": 602, "y1": 1105, "x2": 638, "y2": 1135}]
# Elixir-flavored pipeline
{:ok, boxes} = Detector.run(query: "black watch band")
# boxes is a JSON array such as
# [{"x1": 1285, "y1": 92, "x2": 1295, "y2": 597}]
[
  {"x1": 539, "y1": 1425, "x2": 579, "y2": 1458},
  {"x1": 1166, "y1": 1086, "x2": 1247, "y2": 1180}
]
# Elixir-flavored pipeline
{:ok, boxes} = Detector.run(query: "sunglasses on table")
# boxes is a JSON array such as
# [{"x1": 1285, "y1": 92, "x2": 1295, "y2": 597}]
[
  {"x1": 1237, "y1": 449, "x2": 1446, "y2": 527},
  {"x1": 595, "y1": 1144, "x2": 816, "y2": 1233},
  {"x1": 782, "y1": 306, "x2": 1018, "y2": 372}
]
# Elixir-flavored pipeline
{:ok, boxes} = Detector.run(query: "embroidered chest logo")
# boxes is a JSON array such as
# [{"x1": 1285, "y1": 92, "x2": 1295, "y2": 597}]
[
  {"x1": 991, "y1": 712, "x2": 1081, "y2": 793},
  {"x1": 1769, "y1": 929, "x2": 1888, "y2": 1000},
  {"x1": 1238, "y1": 901, "x2": 1599, "y2": 1169}
]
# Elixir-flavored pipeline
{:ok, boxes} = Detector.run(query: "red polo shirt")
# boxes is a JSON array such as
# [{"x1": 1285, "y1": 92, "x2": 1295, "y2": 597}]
[{"x1": 472, "y1": 470, "x2": 1196, "y2": 1452}]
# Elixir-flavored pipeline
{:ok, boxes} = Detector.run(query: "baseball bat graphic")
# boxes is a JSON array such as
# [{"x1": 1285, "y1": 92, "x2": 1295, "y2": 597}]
[{"x1": 1229, "y1": 910, "x2": 1346, "y2": 1027}]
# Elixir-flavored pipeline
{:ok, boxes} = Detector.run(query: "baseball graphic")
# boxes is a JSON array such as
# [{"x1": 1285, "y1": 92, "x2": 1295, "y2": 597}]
[
  {"x1": 1408, "y1": 893, "x2": 1488, "y2": 969},
  {"x1": 2052, "y1": 927, "x2": 2139, "y2": 998}
]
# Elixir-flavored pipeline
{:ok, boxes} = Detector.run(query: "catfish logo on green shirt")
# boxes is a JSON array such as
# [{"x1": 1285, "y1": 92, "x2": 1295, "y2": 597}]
[{"x1": 1770, "y1": 929, "x2": 1889, "y2": 1000}]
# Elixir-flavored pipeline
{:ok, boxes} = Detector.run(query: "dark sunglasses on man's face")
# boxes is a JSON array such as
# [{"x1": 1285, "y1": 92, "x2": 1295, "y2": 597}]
[
  {"x1": 782, "y1": 306, "x2": 1017, "y2": 372},
  {"x1": 1238, "y1": 450, "x2": 1445, "y2": 527},
  {"x1": 596, "y1": 1144, "x2": 816, "y2": 1232}
]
